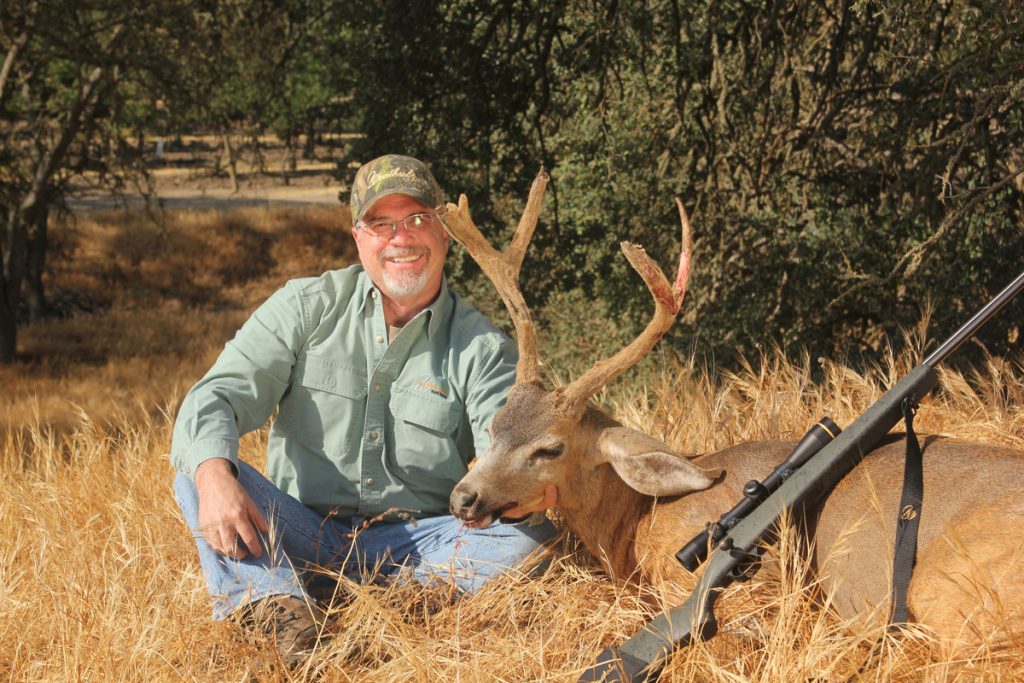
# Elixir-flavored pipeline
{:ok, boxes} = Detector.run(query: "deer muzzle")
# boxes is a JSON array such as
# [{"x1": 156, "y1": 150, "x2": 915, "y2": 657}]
[{"x1": 449, "y1": 481, "x2": 519, "y2": 529}]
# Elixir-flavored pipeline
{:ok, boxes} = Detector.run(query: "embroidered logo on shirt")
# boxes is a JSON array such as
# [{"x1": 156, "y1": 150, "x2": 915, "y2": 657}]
[{"x1": 416, "y1": 376, "x2": 449, "y2": 398}]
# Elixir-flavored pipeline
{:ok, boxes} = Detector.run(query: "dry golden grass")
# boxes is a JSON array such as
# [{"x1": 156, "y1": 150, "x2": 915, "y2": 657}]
[
  {"x1": 0, "y1": 204, "x2": 354, "y2": 436},
  {"x1": 2, "y1": 208, "x2": 1023, "y2": 680}
]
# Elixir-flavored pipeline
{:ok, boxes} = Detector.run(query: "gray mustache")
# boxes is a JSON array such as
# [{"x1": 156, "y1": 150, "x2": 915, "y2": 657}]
[{"x1": 381, "y1": 247, "x2": 428, "y2": 259}]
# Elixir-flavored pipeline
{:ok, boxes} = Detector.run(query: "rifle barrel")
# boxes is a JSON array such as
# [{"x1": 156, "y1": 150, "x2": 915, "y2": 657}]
[{"x1": 924, "y1": 270, "x2": 1024, "y2": 368}]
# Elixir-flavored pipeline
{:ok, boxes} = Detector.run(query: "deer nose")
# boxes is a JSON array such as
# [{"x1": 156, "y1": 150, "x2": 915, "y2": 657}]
[{"x1": 449, "y1": 485, "x2": 479, "y2": 516}]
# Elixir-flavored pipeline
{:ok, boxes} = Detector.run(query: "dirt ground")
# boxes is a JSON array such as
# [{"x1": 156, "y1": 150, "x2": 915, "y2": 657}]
[{"x1": 68, "y1": 139, "x2": 349, "y2": 211}]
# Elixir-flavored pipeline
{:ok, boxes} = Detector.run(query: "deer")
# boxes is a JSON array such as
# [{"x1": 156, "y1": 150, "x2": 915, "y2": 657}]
[{"x1": 445, "y1": 169, "x2": 1024, "y2": 649}]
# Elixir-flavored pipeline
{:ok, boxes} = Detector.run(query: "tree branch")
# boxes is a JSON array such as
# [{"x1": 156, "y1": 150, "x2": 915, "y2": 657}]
[
  {"x1": 20, "y1": 24, "x2": 127, "y2": 216},
  {"x1": 825, "y1": 165, "x2": 1024, "y2": 315},
  {"x1": 0, "y1": 30, "x2": 30, "y2": 115}
]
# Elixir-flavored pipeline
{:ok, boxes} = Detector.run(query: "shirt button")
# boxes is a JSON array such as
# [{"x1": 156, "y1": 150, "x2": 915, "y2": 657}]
[
  {"x1": 375, "y1": 335, "x2": 384, "y2": 344},
  {"x1": 365, "y1": 478, "x2": 375, "y2": 486},
  {"x1": 373, "y1": 383, "x2": 381, "y2": 392},
  {"x1": 368, "y1": 430, "x2": 378, "y2": 440},
  {"x1": 370, "y1": 289, "x2": 378, "y2": 299}
]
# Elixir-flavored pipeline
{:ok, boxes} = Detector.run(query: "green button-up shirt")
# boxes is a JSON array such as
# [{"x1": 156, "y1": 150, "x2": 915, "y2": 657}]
[{"x1": 171, "y1": 265, "x2": 517, "y2": 518}]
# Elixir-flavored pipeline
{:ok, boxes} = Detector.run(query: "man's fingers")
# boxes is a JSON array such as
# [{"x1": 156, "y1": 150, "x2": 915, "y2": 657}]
[
  {"x1": 242, "y1": 498, "x2": 269, "y2": 557},
  {"x1": 249, "y1": 501, "x2": 270, "y2": 535},
  {"x1": 202, "y1": 521, "x2": 254, "y2": 560},
  {"x1": 227, "y1": 535, "x2": 250, "y2": 560},
  {"x1": 195, "y1": 473, "x2": 267, "y2": 560},
  {"x1": 202, "y1": 526, "x2": 223, "y2": 555},
  {"x1": 221, "y1": 525, "x2": 250, "y2": 560},
  {"x1": 237, "y1": 520, "x2": 263, "y2": 559}
]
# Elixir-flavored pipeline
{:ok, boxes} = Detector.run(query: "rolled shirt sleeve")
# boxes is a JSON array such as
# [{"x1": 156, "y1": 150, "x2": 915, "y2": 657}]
[
  {"x1": 171, "y1": 282, "x2": 306, "y2": 478},
  {"x1": 464, "y1": 334, "x2": 518, "y2": 456}
]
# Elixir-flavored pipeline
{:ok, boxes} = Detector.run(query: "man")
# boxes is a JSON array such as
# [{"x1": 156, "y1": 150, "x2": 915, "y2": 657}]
[{"x1": 171, "y1": 155, "x2": 557, "y2": 666}]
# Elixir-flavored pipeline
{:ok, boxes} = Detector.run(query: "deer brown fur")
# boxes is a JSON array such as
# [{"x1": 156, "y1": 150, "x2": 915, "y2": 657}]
[{"x1": 445, "y1": 171, "x2": 1024, "y2": 648}]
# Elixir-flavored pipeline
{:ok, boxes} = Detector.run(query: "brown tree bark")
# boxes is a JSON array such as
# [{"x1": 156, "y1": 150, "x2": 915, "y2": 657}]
[
  {"x1": 302, "y1": 124, "x2": 316, "y2": 160},
  {"x1": 221, "y1": 131, "x2": 240, "y2": 193},
  {"x1": 26, "y1": 202, "x2": 48, "y2": 322},
  {"x1": 0, "y1": 280, "x2": 15, "y2": 363},
  {"x1": 0, "y1": 213, "x2": 23, "y2": 363}
]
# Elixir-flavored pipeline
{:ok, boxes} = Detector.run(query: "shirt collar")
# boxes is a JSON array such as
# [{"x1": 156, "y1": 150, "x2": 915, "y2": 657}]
[
  {"x1": 356, "y1": 268, "x2": 375, "y2": 315},
  {"x1": 356, "y1": 269, "x2": 451, "y2": 339},
  {"x1": 423, "y1": 276, "x2": 452, "y2": 339}
]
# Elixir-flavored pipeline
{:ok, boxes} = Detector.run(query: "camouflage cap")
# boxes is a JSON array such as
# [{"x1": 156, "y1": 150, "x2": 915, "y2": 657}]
[{"x1": 349, "y1": 154, "x2": 445, "y2": 224}]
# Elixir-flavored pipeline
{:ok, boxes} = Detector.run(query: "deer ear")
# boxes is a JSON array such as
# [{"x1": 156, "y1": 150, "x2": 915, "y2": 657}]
[{"x1": 599, "y1": 427, "x2": 722, "y2": 497}]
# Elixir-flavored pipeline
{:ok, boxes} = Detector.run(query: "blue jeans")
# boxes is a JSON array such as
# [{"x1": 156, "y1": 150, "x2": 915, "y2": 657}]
[{"x1": 174, "y1": 460, "x2": 557, "y2": 619}]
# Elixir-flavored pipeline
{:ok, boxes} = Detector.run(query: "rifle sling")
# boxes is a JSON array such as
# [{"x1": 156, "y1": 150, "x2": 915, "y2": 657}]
[
  {"x1": 888, "y1": 397, "x2": 924, "y2": 627},
  {"x1": 853, "y1": 398, "x2": 926, "y2": 680}
]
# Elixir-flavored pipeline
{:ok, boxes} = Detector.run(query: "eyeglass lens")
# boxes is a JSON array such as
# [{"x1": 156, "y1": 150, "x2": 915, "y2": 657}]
[{"x1": 363, "y1": 213, "x2": 437, "y2": 235}]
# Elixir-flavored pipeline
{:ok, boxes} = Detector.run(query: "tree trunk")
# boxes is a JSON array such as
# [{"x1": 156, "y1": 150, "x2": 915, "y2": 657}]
[
  {"x1": 250, "y1": 132, "x2": 265, "y2": 174},
  {"x1": 3, "y1": 210, "x2": 27, "y2": 316},
  {"x1": 0, "y1": 218, "x2": 20, "y2": 363},
  {"x1": 302, "y1": 124, "x2": 316, "y2": 160},
  {"x1": 281, "y1": 131, "x2": 292, "y2": 186},
  {"x1": 26, "y1": 202, "x2": 48, "y2": 321},
  {"x1": 0, "y1": 284, "x2": 16, "y2": 363},
  {"x1": 221, "y1": 132, "x2": 240, "y2": 193}
]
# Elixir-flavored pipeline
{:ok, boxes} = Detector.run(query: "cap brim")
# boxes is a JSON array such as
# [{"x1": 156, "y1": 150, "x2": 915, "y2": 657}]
[{"x1": 356, "y1": 188, "x2": 441, "y2": 224}]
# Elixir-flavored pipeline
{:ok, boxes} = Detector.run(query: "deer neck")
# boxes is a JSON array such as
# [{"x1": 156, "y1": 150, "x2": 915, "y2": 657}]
[{"x1": 557, "y1": 411, "x2": 651, "y2": 580}]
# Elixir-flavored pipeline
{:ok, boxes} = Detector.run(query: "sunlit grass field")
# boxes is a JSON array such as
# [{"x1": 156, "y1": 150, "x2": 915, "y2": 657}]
[{"x1": 1, "y1": 207, "x2": 1022, "y2": 680}]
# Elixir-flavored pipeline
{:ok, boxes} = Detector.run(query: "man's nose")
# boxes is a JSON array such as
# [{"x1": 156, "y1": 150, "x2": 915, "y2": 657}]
[{"x1": 386, "y1": 222, "x2": 418, "y2": 243}]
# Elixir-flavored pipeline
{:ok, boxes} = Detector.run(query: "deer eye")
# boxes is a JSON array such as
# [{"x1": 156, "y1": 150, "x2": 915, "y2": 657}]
[{"x1": 532, "y1": 444, "x2": 564, "y2": 459}]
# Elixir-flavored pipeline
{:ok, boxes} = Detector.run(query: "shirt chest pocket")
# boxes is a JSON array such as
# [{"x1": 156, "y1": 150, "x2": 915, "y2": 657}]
[
  {"x1": 278, "y1": 355, "x2": 367, "y2": 456},
  {"x1": 389, "y1": 387, "x2": 461, "y2": 433},
  {"x1": 388, "y1": 387, "x2": 467, "y2": 480}
]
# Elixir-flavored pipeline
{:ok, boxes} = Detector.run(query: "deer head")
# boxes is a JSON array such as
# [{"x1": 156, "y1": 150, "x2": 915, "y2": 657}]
[{"x1": 447, "y1": 169, "x2": 721, "y2": 531}]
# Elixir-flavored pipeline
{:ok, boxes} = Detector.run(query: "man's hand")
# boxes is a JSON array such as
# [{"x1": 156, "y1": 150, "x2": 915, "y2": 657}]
[
  {"x1": 502, "y1": 484, "x2": 558, "y2": 520},
  {"x1": 194, "y1": 458, "x2": 269, "y2": 560}
]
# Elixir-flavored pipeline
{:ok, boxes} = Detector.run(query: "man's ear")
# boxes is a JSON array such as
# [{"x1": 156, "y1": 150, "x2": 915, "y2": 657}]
[{"x1": 598, "y1": 426, "x2": 722, "y2": 497}]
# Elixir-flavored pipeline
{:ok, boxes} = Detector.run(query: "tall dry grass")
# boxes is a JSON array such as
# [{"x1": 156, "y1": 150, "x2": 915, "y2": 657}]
[{"x1": 1, "y1": 208, "x2": 1022, "y2": 680}]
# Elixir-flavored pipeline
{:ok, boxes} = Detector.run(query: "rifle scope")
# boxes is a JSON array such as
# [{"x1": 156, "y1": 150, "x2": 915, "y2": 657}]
[{"x1": 676, "y1": 416, "x2": 842, "y2": 571}]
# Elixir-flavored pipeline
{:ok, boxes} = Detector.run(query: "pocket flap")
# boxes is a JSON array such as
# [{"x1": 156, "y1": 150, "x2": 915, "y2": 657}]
[
  {"x1": 390, "y1": 387, "x2": 460, "y2": 432},
  {"x1": 296, "y1": 355, "x2": 367, "y2": 399}
]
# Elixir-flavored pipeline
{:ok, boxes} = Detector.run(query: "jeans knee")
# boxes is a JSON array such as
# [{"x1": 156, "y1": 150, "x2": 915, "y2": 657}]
[
  {"x1": 173, "y1": 472, "x2": 199, "y2": 526},
  {"x1": 506, "y1": 517, "x2": 559, "y2": 550}
]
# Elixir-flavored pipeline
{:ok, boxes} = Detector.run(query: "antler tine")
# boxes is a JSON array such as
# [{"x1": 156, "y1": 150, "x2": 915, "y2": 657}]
[
  {"x1": 443, "y1": 168, "x2": 550, "y2": 384},
  {"x1": 556, "y1": 199, "x2": 693, "y2": 419},
  {"x1": 506, "y1": 168, "x2": 549, "y2": 273}
]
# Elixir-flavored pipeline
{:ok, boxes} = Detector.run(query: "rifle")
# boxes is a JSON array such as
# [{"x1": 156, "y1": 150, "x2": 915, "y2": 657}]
[{"x1": 579, "y1": 268, "x2": 1024, "y2": 683}]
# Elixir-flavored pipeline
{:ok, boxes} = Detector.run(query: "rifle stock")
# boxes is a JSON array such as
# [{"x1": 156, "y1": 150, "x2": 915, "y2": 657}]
[{"x1": 579, "y1": 364, "x2": 939, "y2": 682}]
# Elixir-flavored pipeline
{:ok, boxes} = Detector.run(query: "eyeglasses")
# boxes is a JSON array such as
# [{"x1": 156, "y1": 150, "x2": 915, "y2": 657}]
[{"x1": 357, "y1": 212, "x2": 444, "y2": 238}]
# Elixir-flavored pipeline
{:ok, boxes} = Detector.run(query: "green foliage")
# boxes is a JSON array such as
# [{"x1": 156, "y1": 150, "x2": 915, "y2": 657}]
[
  {"x1": 2, "y1": 0, "x2": 1022, "y2": 373},
  {"x1": 346, "y1": 0, "x2": 1024, "y2": 374}
]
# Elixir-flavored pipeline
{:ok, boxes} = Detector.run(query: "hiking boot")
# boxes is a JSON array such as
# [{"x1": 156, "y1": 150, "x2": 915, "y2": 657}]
[{"x1": 233, "y1": 594, "x2": 327, "y2": 668}]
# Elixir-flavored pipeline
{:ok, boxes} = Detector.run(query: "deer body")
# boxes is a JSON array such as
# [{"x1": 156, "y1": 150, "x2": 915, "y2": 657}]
[
  {"x1": 441, "y1": 170, "x2": 1024, "y2": 646},
  {"x1": 457, "y1": 388, "x2": 1024, "y2": 642},
  {"x1": 591, "y1": 430, "x2": 1024, "y2": 634}
]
